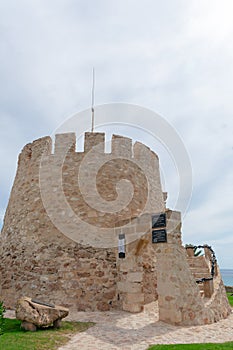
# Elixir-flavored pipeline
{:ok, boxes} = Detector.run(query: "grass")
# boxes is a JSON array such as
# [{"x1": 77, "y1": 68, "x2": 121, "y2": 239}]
[
  {"x1": 227, "y1": 292, "x2": 233, "y2": 306},
  {"x1": 1, "y1": 293, "x2": 232, "y2": 350},
  {"x1": 148, "y1": 343, "x2": 233, "y2": 350},
  {"x1": 0, "y1": 318, "x2": 94, "y2": 350}
]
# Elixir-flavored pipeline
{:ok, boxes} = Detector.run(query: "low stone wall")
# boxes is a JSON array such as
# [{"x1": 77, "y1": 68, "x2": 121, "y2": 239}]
[
  {"x1": 225, "y1": 286, "x2": 233, "y2": 293},
  {"x1": 204, "y1": 268, "x2": 232, "y2": 322},
  {"x1": 154, "y1": 210, "x2": 231, "y2": 326}
]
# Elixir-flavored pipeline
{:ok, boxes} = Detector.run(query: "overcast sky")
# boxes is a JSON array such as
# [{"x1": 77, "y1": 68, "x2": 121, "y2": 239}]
[{"x1": 0, "y1": 0, "x2": 233, "y2": 267}]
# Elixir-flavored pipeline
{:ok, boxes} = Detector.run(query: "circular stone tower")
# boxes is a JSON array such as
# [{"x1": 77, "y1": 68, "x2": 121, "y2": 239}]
[{"x1": 0, "y1": 132, "x2": 165, "y2": 311}]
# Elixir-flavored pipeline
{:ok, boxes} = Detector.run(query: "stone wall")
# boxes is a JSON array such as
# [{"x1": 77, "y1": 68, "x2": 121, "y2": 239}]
[
  {"x1": 0, "y1": 132, "x2": 164, "y2": 310},
  {"x1": 154, "y1": 210, "x2": 231, "y2": 326}
]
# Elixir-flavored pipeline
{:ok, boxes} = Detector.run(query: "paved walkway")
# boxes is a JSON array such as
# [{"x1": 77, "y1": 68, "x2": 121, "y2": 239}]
[{"x1": 56, "y1": 302, "x2": 233, "y2": 350}]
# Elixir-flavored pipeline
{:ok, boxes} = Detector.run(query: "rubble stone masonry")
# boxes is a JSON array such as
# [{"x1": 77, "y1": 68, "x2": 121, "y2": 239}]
[{"x1": 0, "y1": 132, "x2": 164, "y2": 311}]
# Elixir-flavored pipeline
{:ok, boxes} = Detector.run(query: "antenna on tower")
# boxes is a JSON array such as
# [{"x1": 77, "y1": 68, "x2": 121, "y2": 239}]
[{"x1": 91, "y1": 67, "x2": 95, "y2": 132}]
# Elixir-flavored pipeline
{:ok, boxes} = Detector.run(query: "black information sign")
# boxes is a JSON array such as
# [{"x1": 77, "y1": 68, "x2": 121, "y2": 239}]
[
  {"x1": 118, "y1": 233, "x2": 125, "y2": 259},
  {"x1": 152, "y1": 213, "x2": 166, "y2": 228},
  {"x1": 152, "y1": 229, "x2": 167, "y2": 243}
]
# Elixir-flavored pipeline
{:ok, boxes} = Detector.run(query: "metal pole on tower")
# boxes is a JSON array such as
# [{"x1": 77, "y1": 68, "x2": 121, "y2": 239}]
[{"x1": 91, "y1": 68, "x2": 95, "y2": 132}]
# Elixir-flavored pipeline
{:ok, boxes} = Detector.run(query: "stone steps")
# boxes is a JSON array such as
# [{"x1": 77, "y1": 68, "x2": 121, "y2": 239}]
[
  {"x1": 186, "y1": 255, "x2": 212, "y2": 298},
  {"x1": 192, "y1": 272, "x2": 212, "y2": 279},
  {"x1": 189, "y1": 267, "x2": 211, "y2": 279},
  {"x1": 186, "y1": 256, "x2": 210, "y2": 268}
]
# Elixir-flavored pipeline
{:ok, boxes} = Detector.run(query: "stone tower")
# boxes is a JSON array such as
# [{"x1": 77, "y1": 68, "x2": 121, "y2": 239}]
[
  {"x1": 0, "y1": 131, "x2": 231, "y2": 325},
  {"x1": 0, "y1": 132, "x2": 164, "y2": 311}
]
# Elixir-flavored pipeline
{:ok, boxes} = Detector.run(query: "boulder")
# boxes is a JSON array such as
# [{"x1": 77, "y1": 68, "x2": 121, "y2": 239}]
[{"x1": 16, "y1": 297, "x2": 69, "y2": 330}]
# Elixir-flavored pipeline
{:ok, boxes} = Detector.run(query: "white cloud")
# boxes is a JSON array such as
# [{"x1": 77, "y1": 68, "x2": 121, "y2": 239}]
[{"x1": 0, "y1": 0, "x2": 233, "y2": 266}]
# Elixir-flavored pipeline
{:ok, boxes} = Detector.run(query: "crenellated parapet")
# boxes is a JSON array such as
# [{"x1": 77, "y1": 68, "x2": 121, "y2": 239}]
[
  {"x1": 2, "y1": 131, "x2": 164, "y2": 252},
  {"x1": 42, "y1": 131, "x2": 159, "y2": 164},
  {"x1": 32, "y1": 132, "x2": 163, "y2": 247}
]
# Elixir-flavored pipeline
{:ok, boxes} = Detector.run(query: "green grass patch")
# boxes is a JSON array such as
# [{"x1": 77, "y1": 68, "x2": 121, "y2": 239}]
[
  {"x1": 227, "y1": 292, "x2": 233, "y2": 306},
  {"x1": 148, "y1": 343, "x2": 233, "y2": 350},
  {"x1": 0, "y1": 318, "x2": 94, "y2": 350}
]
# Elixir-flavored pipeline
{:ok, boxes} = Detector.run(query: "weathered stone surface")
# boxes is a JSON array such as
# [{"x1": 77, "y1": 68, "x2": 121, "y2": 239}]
[
  {"x1": 0, "y1": 132, "x2": 164, "y2": 311},
  {"x1": 16, "y1": 297, "x2": 69, "y2": 328},
  {"x1": 122, "y1": 301, "x2": 143, "y2": 313},
  {"x1": 156, "y1": 223, "x2": 231, "y2": 326}
]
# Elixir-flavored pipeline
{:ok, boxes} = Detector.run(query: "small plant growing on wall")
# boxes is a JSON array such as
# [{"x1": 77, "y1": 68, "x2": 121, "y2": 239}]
[
  {"x1": 0, "y1": 300, "x2": 6, "y2": 335},
  {"x1": 185, "y1": 244, "x2": 204, "y2": 257}
]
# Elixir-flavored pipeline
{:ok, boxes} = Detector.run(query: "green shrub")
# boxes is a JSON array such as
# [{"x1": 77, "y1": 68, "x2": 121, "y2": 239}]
[{"x1": 0, "y1": 300, "x2": 6, "y2": 335}]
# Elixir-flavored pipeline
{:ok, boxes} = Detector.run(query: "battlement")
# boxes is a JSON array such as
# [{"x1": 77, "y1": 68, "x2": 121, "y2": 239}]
[
  {"x1": 18, "y1": 132, "x2": 160, "y2": 173},
  {"x1": 111, "y1": 134, "x2": 132, "y2": 158},
  {"x1": 54, "y1": 133, "x2": 76, "y2": 155},
  {"x1": 84, "y1": 132, "x2": 105, "y2": 153},
  {"x1": 20, "y1": 132, "x2": 158, "y2": 161},
  {"x1": 16, "y1": 131, "x2": 165, "y2": 230}
]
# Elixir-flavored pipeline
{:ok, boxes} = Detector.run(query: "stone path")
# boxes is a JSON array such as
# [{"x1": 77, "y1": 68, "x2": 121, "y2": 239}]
[{"x1": 57, "y1": 302, "x2": 233, "y2": 350}]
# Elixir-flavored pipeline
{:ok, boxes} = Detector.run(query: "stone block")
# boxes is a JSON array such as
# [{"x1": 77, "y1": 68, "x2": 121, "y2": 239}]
[
  {"x1": 117, "y1": 281, "x2": 142, "y2": 294},
  {"x1": 111, "y1": 135, "x2": 132, "y2": 158},
  {"x1": 125, "y1": 293, "x2": 144, "y2": 304},
  {"x1": 166, "y1": 210, "x2": 181, "y2": 221},
  {"x1": 203, "y1": 279, "x2": 214, "y2": 298},
  {"x1": 127, "y1": 272, "x2": 143, "y2": 282},
  {"x1": 84, "y1": 132, "x2": 105, "y2": 153},
  {"x1": 123, "y1": 302, "x2": 143, "y2": 313},
  {"x1": 54, "y1": 133, "x2": 76, "y2": 155},
  {"x1": 16, "y1": 297, "x2": 69, "y2": 329},
  {"x1": 118, "y1": 257, "x2": 137, "y2": 272}
]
